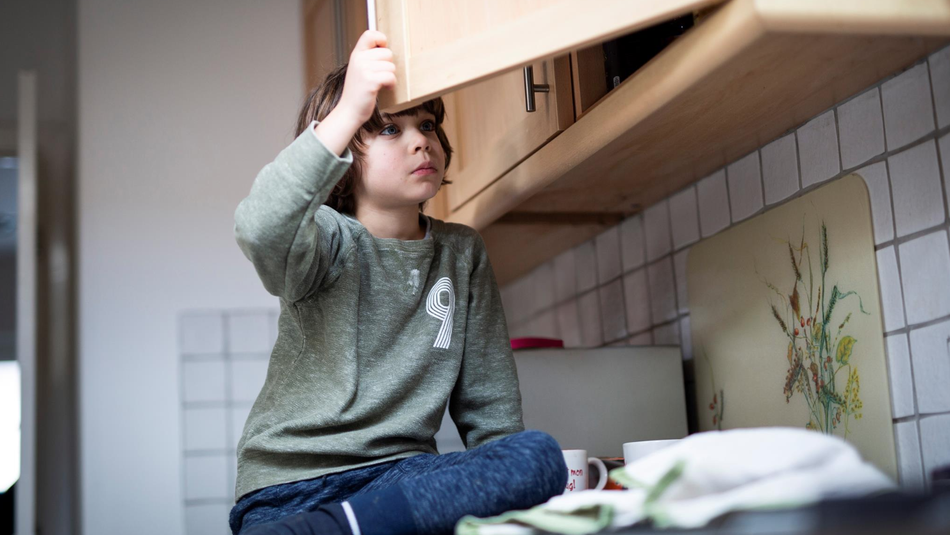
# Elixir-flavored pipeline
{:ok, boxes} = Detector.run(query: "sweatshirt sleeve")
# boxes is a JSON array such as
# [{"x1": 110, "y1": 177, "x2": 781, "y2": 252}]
[
  {"x1": 449, "y1": 232, "x2": 526, "y2": 449},
  {"x1": 234, "y1": 120, "x2": 354, "y2": 302}
]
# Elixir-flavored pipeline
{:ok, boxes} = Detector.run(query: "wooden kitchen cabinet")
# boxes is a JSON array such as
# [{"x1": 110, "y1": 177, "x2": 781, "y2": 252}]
[
  {"x1": 442, "y1": 56, "x2": 574, "y2": 213},
  {"x1": 372, "y1": 0, "x2": 724, "y2": 113},
  {"x1": 450, "y1": 0, "x2": 950, "y2": 285},
  {"x1": 307, "y1": 0, "x2": 950, "y2": 285},
  {"x1": 304, "y1": 0, "x2": 596, "y2": 221}
]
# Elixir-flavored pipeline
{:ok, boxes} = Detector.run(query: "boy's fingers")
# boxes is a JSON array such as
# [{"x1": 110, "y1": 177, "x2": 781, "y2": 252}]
[
  {"x1": 366, "y1": 59, "x2": 396, "y2": 73},
  {"x1": 361, "y1": 47, "x2": 394, "y2": 61},
  {"x1": 373, "y1": 71, "x2": 397, "y2": 88},
  {"x1": 354, "y1": 30, "x2": 387, "y2": 52}
]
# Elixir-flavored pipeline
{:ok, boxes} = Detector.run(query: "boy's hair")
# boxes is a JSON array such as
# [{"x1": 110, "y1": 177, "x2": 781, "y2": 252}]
[{"x1": 295, "y1": 63, "x2": 454, "y2": 215}]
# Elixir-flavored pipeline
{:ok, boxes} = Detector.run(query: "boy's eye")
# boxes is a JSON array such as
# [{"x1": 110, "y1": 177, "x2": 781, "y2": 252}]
[{"x1": 379, "y1": 119, "x2": 435, "y2": 136}]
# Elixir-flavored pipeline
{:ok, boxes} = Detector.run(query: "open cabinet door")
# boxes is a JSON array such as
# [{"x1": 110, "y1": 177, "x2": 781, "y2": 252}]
[{"x1": 373, "y1": 0, "x2": 724, "y2": 112}]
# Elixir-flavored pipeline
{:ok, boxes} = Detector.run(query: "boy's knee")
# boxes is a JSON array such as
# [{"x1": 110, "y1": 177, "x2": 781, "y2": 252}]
[
  {"x1": 511, "y1": 429, "x2": 561, "y2": 455},
  {"x1": 506, "y1": 430, "x2": 568, "y2": 498}
]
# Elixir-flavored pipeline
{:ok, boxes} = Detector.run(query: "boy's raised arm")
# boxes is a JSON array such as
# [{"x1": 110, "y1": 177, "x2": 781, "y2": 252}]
[
  {"x1": 233, "y1": 123, "x2": 354, "y2": 301},
  {"x1": 233, "y1": 30, "x2": 396, "y2": 301}
]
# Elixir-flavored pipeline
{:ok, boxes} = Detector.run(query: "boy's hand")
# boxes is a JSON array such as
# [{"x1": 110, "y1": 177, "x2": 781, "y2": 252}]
[{"x1": 337, "y1": 30, "x2": 396, "y2": 127}]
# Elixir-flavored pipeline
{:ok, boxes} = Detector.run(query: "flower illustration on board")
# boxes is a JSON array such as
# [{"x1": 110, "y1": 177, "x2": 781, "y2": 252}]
[
  {"x1": 761, "y1": 222, "x2": 868, "y2": 438},
  {"x1": 700, "y1": 347, "x2": 724, "y2": 430}
]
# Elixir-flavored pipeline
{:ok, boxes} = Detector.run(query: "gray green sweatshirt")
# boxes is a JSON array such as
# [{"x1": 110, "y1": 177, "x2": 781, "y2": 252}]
[{"x1": 232, "y1": 122, "x2": 525, "y2": 502}]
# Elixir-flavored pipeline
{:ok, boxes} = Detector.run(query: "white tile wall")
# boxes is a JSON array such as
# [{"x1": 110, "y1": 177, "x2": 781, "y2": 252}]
[
  {"x1": 623, "y1": 268, "x2": 651, "y2": 334},
  {"x1": 898, "y1": 230, "x2": 950, "y2": 325},
  {"x1": 502, "y1": 273, "x2": 532, "y2": 324},
  {"x1": 180, "y1": 312, "x2": 225, "y2": 355},
  {"x1": 532, "y1": 261, "x2": 557, "y2": 313},
  {"x1": 230, "y1": 405, "x2": 252, "y2": 450},
  {"x1": 919, "y1": 414, "x2": 950, "y2": 482},
  {"x1": 179, "y1": 309, "x2": 276, "y2": 515},
  {"x1": 669, "y1": 186, "x2": 700, "y2": 250},
  {"x1": 556, "y1": 299, "x2": 582, "y2": 348},
  {"x1": 697, "y1": 170, "x2": 731, "y2": 238},
  {"x1": 856, "y1": 162, "x2": 894, "y2": 245},
  {"x1": 595, "y1": 226, "x2": 623, "y2": 284},
  {"x1": 652, "y1": 321, "x2": 681, "y2": 346},
  {"x1": 884, "y1": 334, "x2": 915, "y2": 419},
  {"x1": 931, "y1": 47, "x2": 950, "y2": 129},
  {"x1": 184, "y1": 503, "x2": 231, "y2": 535},
  {"x1": 182, "y1": 360, "x2": 227, "y2": 403},
  {"x1": 599, "y1": 279, "x2": 627, "y2": 342},
  {"x1": 577, "y1": 290, "x2": 604, "y2": 347},
  {"x1": 184, "y1": 455, "x2": 230, "y2": 500},
  {"x1": 909, "y1": 319, "x2": 950, "y2": 414},
  {"x1": 838, "y1": 88, "x2": 886, "y2": 170},
  {"x1": 673, "y1": 249, "x2": 690, "y2": 315},
  {"x1": 939, "y1": 133, "x2": 950, "y2": 220},
  {"x1": 183, "y1": 408, "x2": 228, "y2": 451},
  {"x1": 893, "y1": 420, "x2": 925, "y2": 491},
  {"x1": 554, "y1": 248, "x2": 577, "y2": 303},
  {"x1": 761, "y1": 133, "x2": 800, "y2": 205},
  {"x1": 620, "y1": 214, "x2": 646, "y2": 271},
  {"x1": 230, "y1": 359, "x2": 269, "y2": 403},
  {"x1": 727, "y1": 151, "x2": 764, "y2": 222},
  {"x1": 527, "y1": 309, "x2": 558, "y2": 339},
  {"x1": 888, "y1": 140, "x2": 945, "y2": 238},
  {"x1": 798, "y1": 110, "x2": 841, "y2": 188},
  {"x1": 647, "y1": 257, "x2": 677, "y2": 325},
  {"x1": 229, "y1": 311, "x2": 272, "y2": 354},
  {"x1": 644, "y1": 200, "x2": 673, "y2": 262},
  {"x1": 881, "y1": 62, "x2": 935, "y2": 151},
  {"x1": 574, "y1": 240, "x2": 599, "y2": 294},
  {"x1": 502, "y1": 47, "x2": 950, "y2": 490},
  {"x1": 628, "y1": 331, "x2": 652, "y2": 346},
  {"x1": 876, "y1": 246, "x2": 906, "y2": 333}
]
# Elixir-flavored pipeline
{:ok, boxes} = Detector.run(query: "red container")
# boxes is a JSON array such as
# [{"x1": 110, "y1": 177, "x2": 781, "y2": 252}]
[{"x1": 510, "y1": 337, "x2": 565, "y2": 350}]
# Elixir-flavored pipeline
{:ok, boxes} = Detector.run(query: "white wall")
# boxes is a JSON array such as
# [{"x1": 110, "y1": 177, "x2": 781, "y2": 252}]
[{"x1": 77, "y1": 1, "x2": 304, "y2": 533}]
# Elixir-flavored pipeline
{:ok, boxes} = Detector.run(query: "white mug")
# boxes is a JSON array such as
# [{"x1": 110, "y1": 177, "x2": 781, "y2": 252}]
[
  {"x1": 622, "y1": 439, "x2": 680, "y2": 465},
  {"x1": 561, "y1": 449, "x2": 608, "y2": 493}
]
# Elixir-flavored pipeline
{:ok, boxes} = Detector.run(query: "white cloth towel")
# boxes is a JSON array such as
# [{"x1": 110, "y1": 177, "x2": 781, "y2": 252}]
[{"x1": 457, "y1": 427, "x2": 896, "y2": 535}]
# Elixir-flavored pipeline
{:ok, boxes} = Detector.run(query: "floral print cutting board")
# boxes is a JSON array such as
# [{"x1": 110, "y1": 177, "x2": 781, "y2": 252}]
[{"x1": 687, "y1": 174, "x2": 897, "y2": 479}]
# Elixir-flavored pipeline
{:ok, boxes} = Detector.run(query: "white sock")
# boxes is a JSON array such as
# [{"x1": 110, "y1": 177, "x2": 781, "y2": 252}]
[{"x1": 341, "y1": 501, "x2": 362, "y2": 535}]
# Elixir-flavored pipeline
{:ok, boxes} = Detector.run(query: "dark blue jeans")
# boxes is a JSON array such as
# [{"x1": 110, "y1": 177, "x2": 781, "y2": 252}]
[{"x1": 230, "y1": 430, "x2": 567, "y2": 535}]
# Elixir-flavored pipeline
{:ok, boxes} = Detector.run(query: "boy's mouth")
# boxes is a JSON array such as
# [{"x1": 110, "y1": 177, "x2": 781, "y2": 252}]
[{"x1": 412, "y1": 161, "x2": 437, "y2": 175}]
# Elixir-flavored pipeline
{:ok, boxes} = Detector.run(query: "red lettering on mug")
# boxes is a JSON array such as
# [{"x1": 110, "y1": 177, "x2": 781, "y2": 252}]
[
  {"x1": 564, "y1": 480, "x2": 576, "y2": 492},
  {"x1": 570, "y1": 469, "x2": 584, "y2": 476}
]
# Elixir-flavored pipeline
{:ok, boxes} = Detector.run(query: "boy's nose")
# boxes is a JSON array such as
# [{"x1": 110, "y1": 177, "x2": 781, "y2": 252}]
[{"x1": 410, "y1": 131, "x2": 430, "y2": 153}]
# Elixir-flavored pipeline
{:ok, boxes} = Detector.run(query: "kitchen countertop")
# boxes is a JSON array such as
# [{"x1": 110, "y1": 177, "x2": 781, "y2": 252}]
[{"x1": 609, "y1": 491, "x2": 950, "y2": 535}]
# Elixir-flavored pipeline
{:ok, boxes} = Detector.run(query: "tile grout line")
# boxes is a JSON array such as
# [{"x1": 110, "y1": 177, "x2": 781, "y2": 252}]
[
  {"x1": 833, "y1": 107, "x2": 844, "y2": 178},
  {"x1": 757, "y1": 147, "x2": 767, "y2": 213},
  {"x1": 795, "y1": 129, "x2": 804, "y2": 192},
  {"x1": 926, "y1": 55, "x2": 950, "y2": 226}
]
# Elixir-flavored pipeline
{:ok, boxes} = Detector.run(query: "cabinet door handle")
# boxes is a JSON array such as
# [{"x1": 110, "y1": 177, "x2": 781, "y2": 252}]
[
  {"x1": 523, "y1": 65, "x2": 550, "y2": 113},
  {"x1": 367, "y1": 0, "x2": 376, "y2": 31}
]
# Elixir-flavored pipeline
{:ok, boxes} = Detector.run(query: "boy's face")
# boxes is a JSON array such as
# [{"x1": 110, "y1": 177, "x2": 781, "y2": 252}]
[{"x1": 356, "y1": 110, "x2": 446, "y2": 211}]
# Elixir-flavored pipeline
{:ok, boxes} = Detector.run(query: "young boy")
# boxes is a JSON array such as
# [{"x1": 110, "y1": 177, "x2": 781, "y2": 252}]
[{"x1": 229, "y1": 30, "x2": 567, "y2": 535}]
